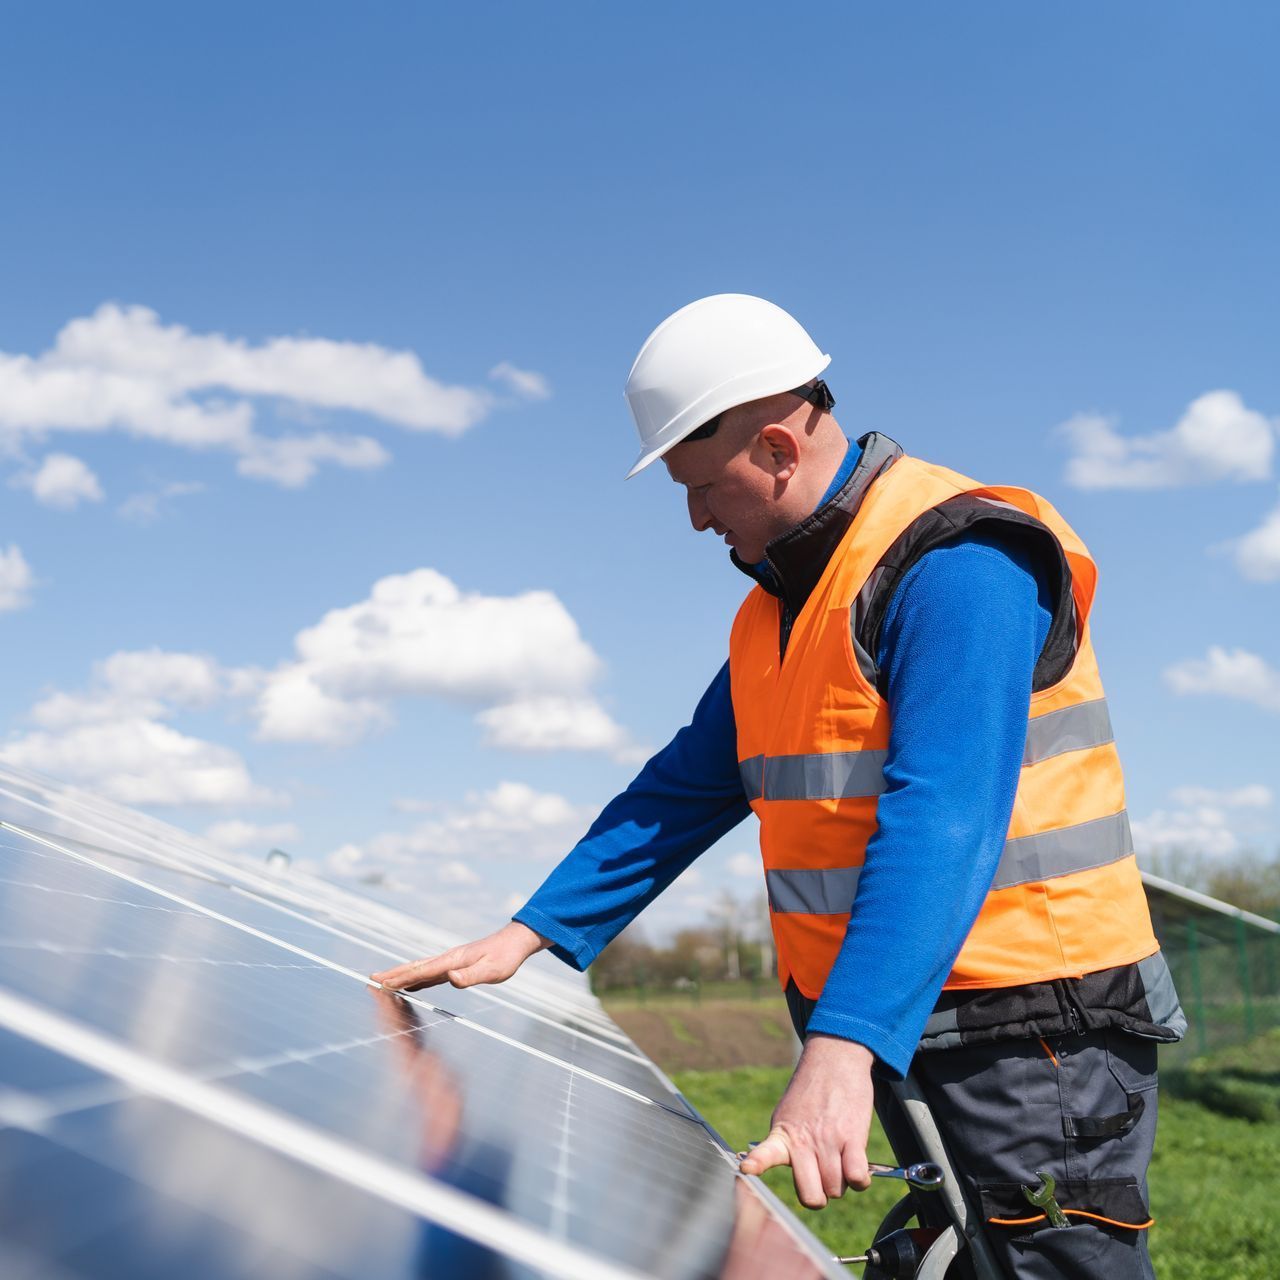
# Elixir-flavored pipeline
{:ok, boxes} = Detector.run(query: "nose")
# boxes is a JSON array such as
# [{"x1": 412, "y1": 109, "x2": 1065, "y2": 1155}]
[{"x1": 687, "y1": 488, "x2": 714, "y2": 532}]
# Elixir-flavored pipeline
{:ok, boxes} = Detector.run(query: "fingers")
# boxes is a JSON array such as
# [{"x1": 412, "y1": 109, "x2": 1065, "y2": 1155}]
[
  {"x1": 738, "y1": 1132, "x2": 829, "y2": 1209},
  {"x1": 818, "y1": 1149, "x2": 846, "y2": 1201},
  {"x1": 372, "y1": 940, "x2": 524, "y2": 992},
  {"x1": 841, "y1": 1142, "x2": 871, "y2": 1192},
  {"x1": 444, "y1": 961, "x2": 489, "y2": 988},
  {"x1": 790, "y1": 1147, "x2": 829, "y2": 1210},
  {"x1": 737, "y1": 1131, "x2": 790, "y2": 1177},
  {"x1": 371, "y1": 949, "x2": 465, "y2": 991},
  {"x1": 739, "y1": 1132, "x2": 869, "y2": 1209}
]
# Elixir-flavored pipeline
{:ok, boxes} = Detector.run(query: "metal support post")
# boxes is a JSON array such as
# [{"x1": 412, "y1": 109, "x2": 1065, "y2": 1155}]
[
  {"x1": 1235, "y1": 917, "x2": 1255, "y2": 1040},
  {"x1": 1186, "y1": 918, "x2": 1208, "y2": 1055},
  {"x1": 888, "y1": 1074, "x2": 1003, "y2": 1280}
]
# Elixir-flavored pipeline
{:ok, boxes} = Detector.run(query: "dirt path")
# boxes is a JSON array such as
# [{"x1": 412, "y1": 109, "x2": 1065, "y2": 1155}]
[{"x1": 603, "y1": 997, "x2": 800, "y2": 1071}]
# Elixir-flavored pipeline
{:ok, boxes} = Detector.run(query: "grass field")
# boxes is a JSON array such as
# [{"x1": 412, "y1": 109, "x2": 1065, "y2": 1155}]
[{"x1": 605, "y1": 995, "x2": 1280, "y2": 1277}]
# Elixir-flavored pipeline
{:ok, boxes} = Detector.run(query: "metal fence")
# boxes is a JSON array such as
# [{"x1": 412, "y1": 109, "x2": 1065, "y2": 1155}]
[{"x1": 1144, "y1": 872, "x2": 1280, "y2": 1061}]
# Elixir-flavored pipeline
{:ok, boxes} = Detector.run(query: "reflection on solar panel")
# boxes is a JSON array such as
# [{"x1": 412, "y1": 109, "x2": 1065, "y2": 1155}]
[{"x1": 0, "y1": 765, "x2": 841, "y2": 1279}]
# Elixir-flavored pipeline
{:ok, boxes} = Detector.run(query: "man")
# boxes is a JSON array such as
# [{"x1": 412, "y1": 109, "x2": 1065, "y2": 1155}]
[{"x1": 373, "y1": 295, "x2": 1184, "y2": 1278}]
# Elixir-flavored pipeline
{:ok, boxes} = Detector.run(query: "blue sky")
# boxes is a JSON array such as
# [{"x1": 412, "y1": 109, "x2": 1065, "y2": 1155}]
[{"x1": 1, "y1": 3, "x2": 1277, "y2": 939}]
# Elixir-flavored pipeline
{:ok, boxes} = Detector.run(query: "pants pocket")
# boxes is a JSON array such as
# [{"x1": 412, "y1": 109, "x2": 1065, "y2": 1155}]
[
  {"x1": 1103, "y1": 1027, "x2": 1159, "y2": 1094},
  {"x1": 978, "y1": 1177, "x2": 1154, "y2": 1236}
]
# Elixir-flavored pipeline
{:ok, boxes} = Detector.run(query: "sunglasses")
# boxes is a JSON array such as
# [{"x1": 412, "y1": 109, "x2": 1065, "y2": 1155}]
[{"x1": 683, "y1": 379, "x2": 835, "y2": 443}]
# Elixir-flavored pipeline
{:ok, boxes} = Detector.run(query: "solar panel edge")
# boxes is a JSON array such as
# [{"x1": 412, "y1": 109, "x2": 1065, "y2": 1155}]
[
  {"x1": 0, "y1": 985, "x2": 654, "y2": 1280},
  {"x1": 0, "y1": 763, "x2": 846, "y2": 1280}
]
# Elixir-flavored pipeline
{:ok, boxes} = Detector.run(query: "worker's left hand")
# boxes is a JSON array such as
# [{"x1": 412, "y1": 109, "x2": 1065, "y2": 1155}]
[{"x1": 738, "y1": 1034, "x2": 875, "y2": 1209}]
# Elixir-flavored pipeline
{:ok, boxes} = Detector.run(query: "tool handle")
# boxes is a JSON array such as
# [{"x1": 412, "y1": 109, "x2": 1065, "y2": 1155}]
[{"x1": 868, "y1": 1161, "x2": 946, "y2": 1190}]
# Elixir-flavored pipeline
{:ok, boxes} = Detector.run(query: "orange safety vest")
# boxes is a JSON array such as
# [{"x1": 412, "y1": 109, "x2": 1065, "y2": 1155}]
[{"x1": 729, "y1": 453, "x2": 1159, "y2": 1001}]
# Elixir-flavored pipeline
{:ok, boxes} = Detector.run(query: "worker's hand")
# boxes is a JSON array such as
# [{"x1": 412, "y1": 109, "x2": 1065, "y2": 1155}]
[
  {"x1": 738, "y1": 1034, "x2": 875, "y2": 1210},
  {"x1": 370, "y1": 921, "x2": 551, "y2": 992}
]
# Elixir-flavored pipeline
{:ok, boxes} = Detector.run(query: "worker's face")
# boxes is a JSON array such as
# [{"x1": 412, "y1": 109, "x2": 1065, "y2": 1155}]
[{"x1": 664, "y1": 423, "x2": 795, "y2": 564}]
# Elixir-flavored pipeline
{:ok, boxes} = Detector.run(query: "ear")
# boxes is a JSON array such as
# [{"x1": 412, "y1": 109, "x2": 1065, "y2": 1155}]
[{"x1": 756, "y1": 424, "x2": 801, "y2": 481}]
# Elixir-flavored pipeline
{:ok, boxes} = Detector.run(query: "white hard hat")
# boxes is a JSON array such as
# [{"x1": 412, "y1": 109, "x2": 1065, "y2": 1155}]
[{"x1": 623, "y1": 293, "x2": 831, "y2": 478}]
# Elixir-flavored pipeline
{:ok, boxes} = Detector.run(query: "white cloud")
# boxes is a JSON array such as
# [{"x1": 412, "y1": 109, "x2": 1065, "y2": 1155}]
[
  {"x1": 0, "y1": 717, "x2": 279, "y2": 808},
  {"x1": 1134, "y1": 781, "x2": 1275, "y2": 861},
  {"x1": 324, "y1": 781, "x2": 594, "y2": 893},
  {"x1": 4, "y1": 647, "x2": 280, "y2": 808},
  {"x1": 253, "y1": 568, "x2": 637, "y2": 757},
  {"x1": 438, "y1": 860, "x2": 483, "y2": 886},
  {"x1": 253, "y1": 665, "x2": 390, "y2": 747},
  {"x1": 489, "y1": 362, "x2": 551, "y2": 401},
  {"x1": 0, "y1": 545, "x2": 34, "y2": 612},
  {"x1": 204, "y1": 819, "x2": 302, "y2": 852},
  {"x1": 0, "y1": 303, "x2": 549, "y2": 488},
  {"x1": 1061, "y1": 390, "x2": 1275, "y2": 490},
  {"x1": 29, "y1": 649, "x2": 226, "y2": 729},
  {"x1": 13, "y1": 452, "x2": 103, "y2": 509},
  {"x1": 727, "y1": 851, "x2": 759, "y2": 879},
  {"x1": 1164, "y1": 646, "x2": 1280, "y2": 713},
  {"x1": 117, "y1": 480, "x2": 204, "y2": 524},
  {"x1": 1230, "y1": 497, "x2": 1280, "y2": 582},
  {"x1": 234, "y1": 432, "x2": 389, "y2": 488},
  {"x1": 1169, "y1": 784, "x2": 1273, "y2": 809},
  {"x1": 1132, "y1": 806, "x2": 1240, "y2": 858},
  {"x1": 477, "y1": 695, "x2": 638, "y2": 760},
  {"x1": 98, "y1": 649, "x2": 224, "y2": 707}
]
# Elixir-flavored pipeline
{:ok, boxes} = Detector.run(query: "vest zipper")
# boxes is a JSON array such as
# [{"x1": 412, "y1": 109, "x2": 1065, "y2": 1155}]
[{"x1": 1061, "y1": 980, "x2": 1085, "y2": 1035}]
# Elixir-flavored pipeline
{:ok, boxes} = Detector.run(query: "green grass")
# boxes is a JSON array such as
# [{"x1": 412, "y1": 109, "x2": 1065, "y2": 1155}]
[
  {"x1": 597, "y1": 979, "x2": 780, "y2": 1007},
  {"x1": 671, "y1": 1065, "x2": 910, "y2": 1259},
  {"x1": 661, "y1": 1012, "x2": 697, "y2": 1045},
  {"x1": 673, "y1": 1040, "x2": 1280, "y2": 1278}
]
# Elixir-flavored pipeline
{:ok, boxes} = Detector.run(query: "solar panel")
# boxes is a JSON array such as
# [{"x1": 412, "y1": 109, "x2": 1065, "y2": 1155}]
[{"x1": 0, "y1": 765, "x2": 842, "y2": 1279}]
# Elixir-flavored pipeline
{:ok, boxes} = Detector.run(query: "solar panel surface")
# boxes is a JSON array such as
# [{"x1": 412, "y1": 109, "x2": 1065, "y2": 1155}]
[{"x1": 0, "y1": 765, "x2": 842, "y2": 1280}]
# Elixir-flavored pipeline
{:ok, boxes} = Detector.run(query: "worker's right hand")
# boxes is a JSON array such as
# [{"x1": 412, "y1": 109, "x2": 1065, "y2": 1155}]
[
  {"x1": 370, "y1": 920, "x2": 551, "y2": 992},
  {"x1": 738, "y1": 1034, "x2": 876, "y2": 1209}
]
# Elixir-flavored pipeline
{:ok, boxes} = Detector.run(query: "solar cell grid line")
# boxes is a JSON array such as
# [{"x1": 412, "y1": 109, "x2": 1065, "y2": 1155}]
[
  {"x1": 0, "y1": 827, "x2": 631, "y2": 1084},
  {"x1": 0, "y1": 1011, "x2": 459, "y2": 1132},
  {"x1": 0, "y1": 847, "x2": 683, "y2": 1143},
  {"x1": 0, "y1": 908, "x2": 839, "y2": 1278},
  {"x1": 0, "y1": 990, "x2": 647, "y2": 1280},
  {"x1": 2, "y1": 821, "x2": 688, "y2": 1109},
  {"x1": 0, "y1": 814, "x2": 844, "y2": 1274},
  {"x1": 0, "y1": 846, "x2": 711, "y2": 1233},
  {"x1": 0, "y1": 824, "x2": 645, "y2": 1085},
  {"x1": 0, "y1": 794, "x2": 634, "y2": 1058},
  {"x1": 0, "y1": 838, "x2": 699, "y2": 1192},
  {"x1": 0, "y1": 777, "x2": 629, "y2": 1056},
  {"x1": 0, "y1": 829, "x2": 687, "y2": 1146},
  {"x1": 1, "y1": 1111, "x2": 530, "y2": 1280}
]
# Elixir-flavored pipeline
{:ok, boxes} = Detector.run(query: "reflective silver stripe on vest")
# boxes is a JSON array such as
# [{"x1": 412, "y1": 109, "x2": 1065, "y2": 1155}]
[
  {"x1": 1023, "y1": 699, "x2": 1114, "y2": 767},
  {"x1": 995, "y1": 810, "x2": 1134, "y2": 890},
  {"x1": 766, "y1": 865, "x2": 863, "y2": 914},
  {"x1": 764, "y1": 810, "x2": 1134, "y2": 915},
  {"x1": 739, "y1": 755, "x2": 765, "y2": 802},
  {"x1": 742, "y1": 699, "x2": 1113, "y2": 802},
  {"x1": 738, "y1": 751, "x2": 888, "y2": 802}
]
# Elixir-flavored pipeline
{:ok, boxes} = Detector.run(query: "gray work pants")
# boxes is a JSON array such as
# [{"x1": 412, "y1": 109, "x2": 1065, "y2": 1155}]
[{"x1": 875, "y1": 1031, "x2": 1158, "y2": 1279}]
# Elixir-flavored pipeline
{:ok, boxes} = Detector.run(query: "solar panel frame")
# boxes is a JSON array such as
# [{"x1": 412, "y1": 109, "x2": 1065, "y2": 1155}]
[{"x1": 0, "y1": 767, "x2": 844, "y2": 1280}]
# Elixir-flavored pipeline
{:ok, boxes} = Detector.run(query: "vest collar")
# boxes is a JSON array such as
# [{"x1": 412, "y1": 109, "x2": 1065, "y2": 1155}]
[{"x1": 732, "y1": 432, "x2": 904, "y2": 615}]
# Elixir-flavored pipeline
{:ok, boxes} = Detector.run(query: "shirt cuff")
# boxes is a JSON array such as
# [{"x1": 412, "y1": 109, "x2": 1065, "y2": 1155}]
[
  {"x1": 512, "y1": 906, "x2": 597, "y2": 972},
  {"x1": 802, "y1": 1008, "x2": 916, "y2": 1079}
]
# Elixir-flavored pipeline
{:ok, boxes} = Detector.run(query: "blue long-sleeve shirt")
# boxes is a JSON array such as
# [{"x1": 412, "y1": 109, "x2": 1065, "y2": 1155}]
[{"x1": 514, "y1": 444, "x2": 1052, "y2": 1077}]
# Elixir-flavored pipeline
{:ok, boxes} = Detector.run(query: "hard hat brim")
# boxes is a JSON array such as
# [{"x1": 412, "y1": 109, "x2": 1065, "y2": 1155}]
[{"x1": 623, "y1": 352, "x2": 831, "y2": 480}]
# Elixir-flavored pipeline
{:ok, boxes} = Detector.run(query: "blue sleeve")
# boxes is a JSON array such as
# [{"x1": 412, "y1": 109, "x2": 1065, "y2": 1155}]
[
  {"x1": 803, "y1": 528, "x2": 1053, "y2": 1076},
  {"x1": 513, "y1": 662, "x2": 750, "y2": 970}
]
